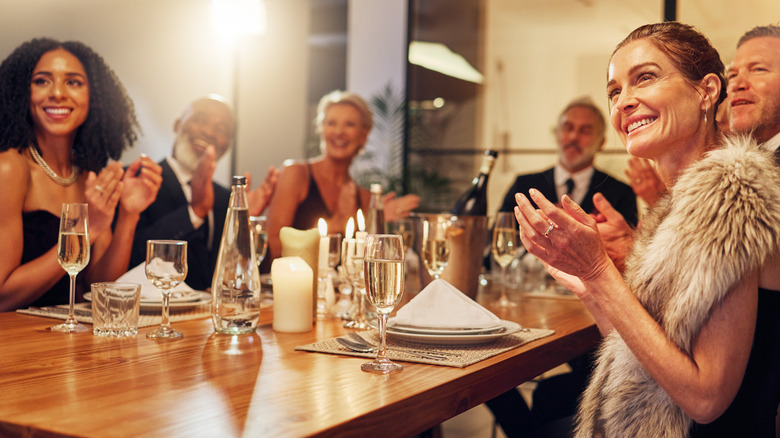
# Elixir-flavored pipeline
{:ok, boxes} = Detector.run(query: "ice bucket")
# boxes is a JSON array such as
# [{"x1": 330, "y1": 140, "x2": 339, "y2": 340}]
[{"x1": 411, "y1": 213, "x2": 488, "y2": 300}]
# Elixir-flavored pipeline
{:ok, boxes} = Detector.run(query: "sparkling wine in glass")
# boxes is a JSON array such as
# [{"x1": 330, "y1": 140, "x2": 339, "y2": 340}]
[
  {"x1": 250, "y1": 216, "x2": 268, "y2": 269},
  {"x1": 421, "y1": 217, "x2": 451, "y2": 280},
  {"x1": 52, "y1": 203, "x2": 90, "y2": 333},
  {"x1": 388, "y1": 218, "x2": 414, "y2": 254},
  {"x1": 492, "y1": 212, "x2": 520, "y2": 307},
  {"x1": 362, "y1": 234, "x2": 405, "y2": 374},
  {"x1": 145, "y1": 240, "x2": 188, "y2": 339},
  {"x1": 343, "y1": 241, "x2": 370, "y2": 329}
]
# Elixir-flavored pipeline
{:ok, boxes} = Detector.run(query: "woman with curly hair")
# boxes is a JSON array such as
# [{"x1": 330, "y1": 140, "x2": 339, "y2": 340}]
[{"x1": 0, "y1": 38, "x2": 162, "y2": 312}]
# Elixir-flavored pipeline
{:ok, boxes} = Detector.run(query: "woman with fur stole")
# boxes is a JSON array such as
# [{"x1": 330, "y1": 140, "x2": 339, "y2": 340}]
[{"x1": 513, "y1": 22, "x2": 780, "y2": 437}]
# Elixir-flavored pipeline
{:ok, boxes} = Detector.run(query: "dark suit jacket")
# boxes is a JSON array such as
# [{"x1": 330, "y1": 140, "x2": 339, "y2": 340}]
[
  {"x1": 499, "y1": 167, "x2": 638, "y2": 227},
  {"x1": 130, "y1": 159, "x2": 231, "y2": 290}
]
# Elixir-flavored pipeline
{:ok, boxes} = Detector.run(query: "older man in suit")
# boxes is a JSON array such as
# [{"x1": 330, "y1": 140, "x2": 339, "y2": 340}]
[
  {"x1": 498, "y1": 96, "x2": 638, "y2": 226},
  {"x1": 130, "y1": 95, "x2": 277, "y2": 290},
  {"x1": 487, "y1": 97, "x2": 637, "y2": 437}
]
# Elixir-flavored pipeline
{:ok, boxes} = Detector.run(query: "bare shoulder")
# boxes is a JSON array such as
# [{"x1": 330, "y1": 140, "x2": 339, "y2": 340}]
[{"x1": 0, "y1": 148, "x2": 30, "y2": 187}]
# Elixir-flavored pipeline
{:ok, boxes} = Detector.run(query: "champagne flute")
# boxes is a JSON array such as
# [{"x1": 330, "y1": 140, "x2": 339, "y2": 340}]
[
  {"x1": 361, "y1": 234, "x2": 405, "y2": 374},
  {"x1": 250, "y1": 216, "x2": 268, "y2": 269},
  {"x1": 421, "y1": 216, "x2": 451, "y2": 280},
  {"x1": 145, "y1": 240, "x2": 188, "y2": 339},
  {"x1": 343, "y1": 242, "x2": 370, "y2": 329},
  {"x1": 388, "y1": 218, "x2": 414, "y2": 254},
  {"x1": 52, "y1": 203, "x2": 90, "y2": 333},
  {"x1": 492, "y1": 212, "x2": 520, "y2": 307}
]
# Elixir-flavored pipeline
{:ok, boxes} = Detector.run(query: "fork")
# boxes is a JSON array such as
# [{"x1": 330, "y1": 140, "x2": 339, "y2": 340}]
[
  {"x1": 348, "y1": 332, "x2": 460, "y2": 358},
  {"x1": 336, "y1": 337, "x2": 447, "y2": 361}
]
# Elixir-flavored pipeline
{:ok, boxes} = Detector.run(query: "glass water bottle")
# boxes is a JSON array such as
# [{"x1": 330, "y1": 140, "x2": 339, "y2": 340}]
[{"x1": 211, "y1": 176, "x2": 262, "y2": 334}]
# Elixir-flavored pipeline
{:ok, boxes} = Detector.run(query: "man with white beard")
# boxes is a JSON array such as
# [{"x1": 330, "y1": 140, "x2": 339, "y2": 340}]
[{"x1": 130, "y1": 95, "x2": 278, "y2": 290}]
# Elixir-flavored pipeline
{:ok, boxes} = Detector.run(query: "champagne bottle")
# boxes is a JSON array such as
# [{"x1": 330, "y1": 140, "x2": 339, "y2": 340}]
[
  {"x1": 366, "y1": 183, "x2": 385, "y2": 234},
  {"x1": 450, "y1": 149, "x2": 498, "y2": 215}
]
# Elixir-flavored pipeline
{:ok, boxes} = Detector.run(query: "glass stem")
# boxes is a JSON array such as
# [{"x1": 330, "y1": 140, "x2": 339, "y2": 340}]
[
  {"x1": 500, "y1": 266, "x2": 507, "y2": 301},
  {"x1": 65, "y1": 272, "x2": 77, "y2": 325},
  {"x1": 160, "y1": 291, "x2": 171, "y2": 330},
  {"x1": 377, "y1": 313, "x2": 389, "y2": 362}
]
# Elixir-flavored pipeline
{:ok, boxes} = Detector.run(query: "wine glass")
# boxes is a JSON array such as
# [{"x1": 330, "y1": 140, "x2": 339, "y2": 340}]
[
  {"x1": 492, "y1": 212, "x2": 520, "y2": 307},
  {"x1": 145, "y1": 240, "x2": 188, "y2": 339},
  {"x1": 387, "y1": 218, "x2": 414, "y2": 254},
  {"x1": 421, "y1": 216, "x2": 452, "y2": 280},
  {"x1": 361, "y1": 234, "x2": 405, "y2": 374},
  {"x1": 342, "y1": 241, "x2": 370, "y2": 329},
  {"x1": 250, "y1": 216, "x2": 268, "y2": 269},
  {"x1": 52, "y1": 203, "x2": 90, "y2": 333}
]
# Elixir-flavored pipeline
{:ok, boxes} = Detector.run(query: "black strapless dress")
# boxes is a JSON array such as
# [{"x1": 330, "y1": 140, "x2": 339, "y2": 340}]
[
  {"x1": 22, "y1": 210, "x2": 71, "y2": 307},
  {"x1": 690, "y1": 288, "x2": 780, "y2": 437}
]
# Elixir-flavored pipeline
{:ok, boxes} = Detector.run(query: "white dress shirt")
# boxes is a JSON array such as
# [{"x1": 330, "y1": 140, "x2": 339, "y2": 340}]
[
  {"x1": 554, "y1": 163, "x2": 594, "y2": 205},
  {"x1": 166, "y1": 157, "x2": 215, "y2": 249}
]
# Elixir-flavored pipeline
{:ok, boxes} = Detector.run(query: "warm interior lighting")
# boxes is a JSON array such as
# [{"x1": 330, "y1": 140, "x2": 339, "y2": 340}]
[
  {"x1": 356, "y1": 209, "x2": 365, "y2": 232},
  {"x1": 408, "y1": 41, "x2": 484, "y2": 84},
  {"x1": 345, "y1": 217, "x2": 355, "y2": 240},
  {"x1": 210, "y1": 0, "x2": 267, "y2": 41},
  {"x1": 318, "y1": 218, "x2": 327, "y2": 237}
]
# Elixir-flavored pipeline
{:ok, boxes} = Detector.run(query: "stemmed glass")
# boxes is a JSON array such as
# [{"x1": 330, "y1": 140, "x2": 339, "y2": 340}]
[
  {"x1": 52, "y1": 203, "x2": 90, "y2": 333},
  {"x1": 361, "y1": 234, "x2": 405, "y2": 374},
  {"x1": 145, "y1": 240, "x2": 188, "y2": 339},
  {"x1": 421, "y1": 216, "x2": 452, "y2": 280},
  {"x1": 342, "y1": 241, "x2": 370, "y2": 329},
  {"x1": 388, "y1": 218, "x2": 415, "y2": 254},
  {"x1": 250, "y1": 216, "x2": 268, "y2": 269},
  {"x1": 492, "y1": 212, "x2": 520, "y2": 307}
]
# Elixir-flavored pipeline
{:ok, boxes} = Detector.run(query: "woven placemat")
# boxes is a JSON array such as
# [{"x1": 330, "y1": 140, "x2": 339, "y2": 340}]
[
  {"x1": 296, "y1": 328, "x2": 555, "y2": 368},
  {"x1": 17, "y1": 302, "x2": 211, "y2": 327}
]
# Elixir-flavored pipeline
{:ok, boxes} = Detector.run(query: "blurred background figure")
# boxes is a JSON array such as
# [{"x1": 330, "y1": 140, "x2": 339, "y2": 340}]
[
  {"x1": 0, "y1": 38, "x2": 162, "y2": 312},
  {"x1": 130, "y1": 95, "x2": 278, "y2": 290},
  {"x1": 487, "y1": 96, "x2": 638, "y2": 438},
  {"x1": 264, "y1": 90, "x2": 419, "y2": 269}
]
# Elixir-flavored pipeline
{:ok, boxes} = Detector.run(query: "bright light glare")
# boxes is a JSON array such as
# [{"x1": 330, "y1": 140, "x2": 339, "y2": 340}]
[{"x1": 210, "y1": 0, "x2": 267, "y2": 41}]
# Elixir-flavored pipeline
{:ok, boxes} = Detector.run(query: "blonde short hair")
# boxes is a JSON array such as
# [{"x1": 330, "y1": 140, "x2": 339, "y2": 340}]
[{"x1": 315, "y1": 90, "x2": 373, "y2": 134}]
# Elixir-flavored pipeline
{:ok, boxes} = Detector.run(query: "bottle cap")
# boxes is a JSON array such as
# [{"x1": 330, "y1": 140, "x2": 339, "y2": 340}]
[
  {"x1": 370, "y1": 183, "x2": 383, "y2": 194},
  {"x1": 232, "y1": 176, "x2": 247, "y2": 186}
]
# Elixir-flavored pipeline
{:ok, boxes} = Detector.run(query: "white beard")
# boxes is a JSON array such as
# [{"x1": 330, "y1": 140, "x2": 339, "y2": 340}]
[{"x1": 172, "y1": 135, "x2": 200, "y2": 172}]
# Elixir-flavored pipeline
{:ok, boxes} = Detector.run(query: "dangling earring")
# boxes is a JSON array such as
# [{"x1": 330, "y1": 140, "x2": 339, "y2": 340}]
[{"x1": 704, "y1": 110, "x2": 708, "y2": 125}]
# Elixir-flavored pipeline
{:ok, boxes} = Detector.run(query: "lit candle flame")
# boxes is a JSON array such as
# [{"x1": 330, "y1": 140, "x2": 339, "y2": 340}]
[
  {"x1": 345, "y1": 217, "x2": 355, "y2": 240},
  {"x1": 356, "y1": 209, "x2": 365, "y2": 232},
  {"x1": 318, "y1": 218, "x2": 327, "y2": 237}
]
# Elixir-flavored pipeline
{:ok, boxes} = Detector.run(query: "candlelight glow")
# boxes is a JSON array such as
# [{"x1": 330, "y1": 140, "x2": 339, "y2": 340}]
[
  {"x1": 345, "y1": 217, "x2": 355, "y2": 240},
  {"x1": 318, "y1": 218, "x2": 327, "y2": 237},
  {"x1": 356, "y1": 209, "x2": 365, "y2": 232}
]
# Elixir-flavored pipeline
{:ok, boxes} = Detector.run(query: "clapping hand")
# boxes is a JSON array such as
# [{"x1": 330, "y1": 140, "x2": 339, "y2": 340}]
[
  {"x1": 120, "y1": 155, "x2": 163, "y2": 215},
  {"x1": 85, "y1": 162, "x2": 123, "y2": 241},
  {"x1": 189, "y1": 145, "x2": 217, "y2": 219},
  {"x1": 245, "y1": 166, "x2": 279, "y2": 216},
  {"x1": 625, "y1": 157, "x2": 666, "y2": 207},
  {"x1": 591, "y1": 193, "x2": 634, "y2": 274},
  {"x1": 383, "y1": 192, "x2": 420, "y2": 221}
]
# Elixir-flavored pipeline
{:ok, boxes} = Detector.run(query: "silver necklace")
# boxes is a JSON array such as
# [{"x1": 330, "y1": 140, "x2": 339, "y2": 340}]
[{"x1": 28, "y1": 145, "x2": 79, "y2": 186}]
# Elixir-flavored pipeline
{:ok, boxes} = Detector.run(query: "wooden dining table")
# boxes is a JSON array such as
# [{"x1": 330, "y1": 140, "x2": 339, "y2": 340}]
[{"x1": 0, "y1": 284, "x2": 598, "y2": 438}]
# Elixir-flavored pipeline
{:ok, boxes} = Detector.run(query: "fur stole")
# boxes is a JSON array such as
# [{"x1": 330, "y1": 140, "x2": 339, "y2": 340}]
[{"x1": 575, "y1": 136, "x2": 780, "y2": 437}]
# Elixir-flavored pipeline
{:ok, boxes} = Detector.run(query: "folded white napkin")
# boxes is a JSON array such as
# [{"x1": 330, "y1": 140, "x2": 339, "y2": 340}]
[
  {"x1": 117, "y1": 263, "x2": 198, "y2": 302},
  {"x1": 394, "y1": 279, "x2": 501, "y2": 329}
]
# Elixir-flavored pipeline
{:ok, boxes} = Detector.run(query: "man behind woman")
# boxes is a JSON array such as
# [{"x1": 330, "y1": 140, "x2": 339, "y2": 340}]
[
  {"x1": 0, "y1": 38, "x2": 162, "y2": 312},
  {"x1": 514, "y1": 22, "x2": 780, "y2": 437}
]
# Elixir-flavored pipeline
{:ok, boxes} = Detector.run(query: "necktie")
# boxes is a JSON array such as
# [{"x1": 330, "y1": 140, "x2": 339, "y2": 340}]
[{"x1": 565, "y1": 178, "x2": 575, "y2": 195}]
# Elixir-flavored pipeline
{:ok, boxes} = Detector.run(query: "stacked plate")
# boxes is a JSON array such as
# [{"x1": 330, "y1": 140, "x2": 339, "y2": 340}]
[{"x1": 385, "y1": 318, "x2": 523, "y2": 345}]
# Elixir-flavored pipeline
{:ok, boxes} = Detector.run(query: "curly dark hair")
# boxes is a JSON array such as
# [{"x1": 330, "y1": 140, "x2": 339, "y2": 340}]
[{"x1": 0, "y1": 38, "x2": 138, "y2": 172}]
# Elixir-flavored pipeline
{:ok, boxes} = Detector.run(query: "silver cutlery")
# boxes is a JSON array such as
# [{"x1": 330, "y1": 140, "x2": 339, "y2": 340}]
[
  {"x1": 336, "y1": 337, "x2": 449, "y2": 361},
  {"x1": 347, "y1": 332, "x2": 460, "y2": 358}
]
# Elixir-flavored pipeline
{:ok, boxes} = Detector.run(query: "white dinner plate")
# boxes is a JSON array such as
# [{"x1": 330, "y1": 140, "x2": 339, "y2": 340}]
[
  {"x1": 84, "y1": 291, "x2": 212, "y2": 311},
  {"x1": 387, "y1": 318, "x2": 505, "y2": 336},
  {"x1": 386, "y1": 320, "x2": 523, "y2": 345}
]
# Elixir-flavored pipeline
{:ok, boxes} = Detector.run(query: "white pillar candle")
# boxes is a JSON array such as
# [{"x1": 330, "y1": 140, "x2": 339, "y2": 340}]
[
  {"x1": 271, "y1": 257, "x2": 313, "y2": 333},
  {"x1": 355, "y1": 231, "x2": 367, "y2": 258},
  {"x1": 280, "y1": 226, "x2": 320, "y2": 318},
  {"x1": 317, "y1": 219, "x2": 328, "y2": 277}
]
